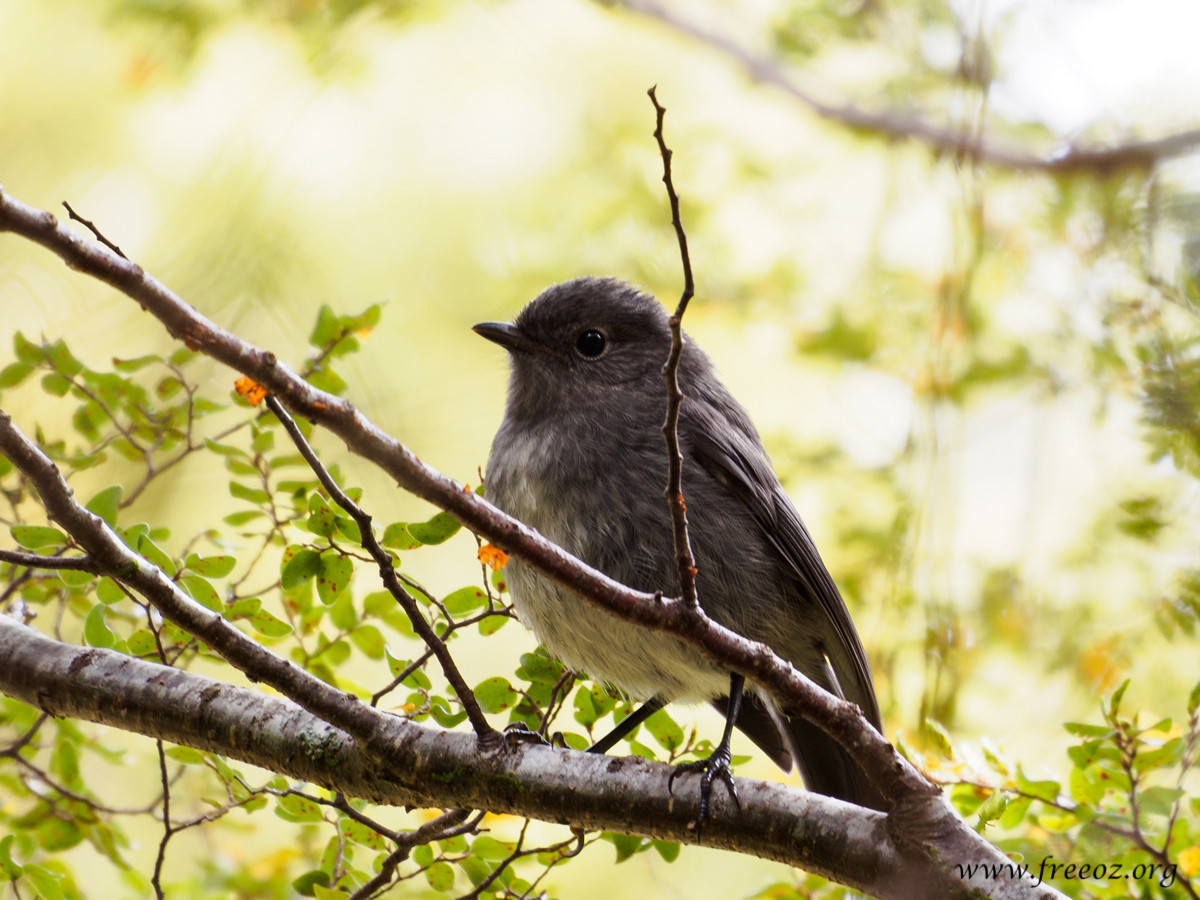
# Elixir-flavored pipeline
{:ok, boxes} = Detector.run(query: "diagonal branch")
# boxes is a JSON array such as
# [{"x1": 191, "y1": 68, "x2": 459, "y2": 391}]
[
  {"x1": 614, "y1": 0, "x2": 1200, "y2": 174},
  {"x1": 263, "y1": 393, "x2": 494, "y2": 738}
]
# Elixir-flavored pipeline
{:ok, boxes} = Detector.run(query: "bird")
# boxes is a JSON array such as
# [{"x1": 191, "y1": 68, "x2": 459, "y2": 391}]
[{"x1": 474, "y1": 277, "x2": 886, "y2": 818}]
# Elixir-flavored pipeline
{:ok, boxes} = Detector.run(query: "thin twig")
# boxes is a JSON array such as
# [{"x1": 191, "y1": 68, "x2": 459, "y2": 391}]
[
  {"x1": 648, "y1": 86, "x2": 700, "y2": 612},
  {"x1": 0, "y1": 548, "x2": 99, "y2": 573},
  {"x1": 263, "y1": 394, "x2": 496, "y2": 739},
  {"x1": 62, "y1": 201, "x2": 127, "y2": 258}
]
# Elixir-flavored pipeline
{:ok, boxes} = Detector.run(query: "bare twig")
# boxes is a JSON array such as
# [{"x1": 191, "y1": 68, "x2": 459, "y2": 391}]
[
  {"x1": 62, "y1": 201, "x2": 127, "y2": 258},
  {"x1": 648, "y1": 86, "x2": 700, "y2": 613},
  {"x1": 0, "y1": 548, "x2": 99, "y2": 572}
]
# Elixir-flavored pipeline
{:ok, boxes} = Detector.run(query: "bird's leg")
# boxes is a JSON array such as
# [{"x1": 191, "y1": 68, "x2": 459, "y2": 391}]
[
  {"x1": 587, "y1": 696, "x2": 665, "y2": 754},
  {"x1": 668, "y1": 673, "x2": 744, "y2": 832}
]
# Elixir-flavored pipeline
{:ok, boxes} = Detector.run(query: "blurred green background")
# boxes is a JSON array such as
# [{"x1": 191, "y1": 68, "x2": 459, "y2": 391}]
[{"x1": 3, "y1": 0, "x2": 1200, "y2": 896}]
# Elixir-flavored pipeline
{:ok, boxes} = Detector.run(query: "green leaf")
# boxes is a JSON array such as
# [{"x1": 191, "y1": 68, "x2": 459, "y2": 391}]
[
  {"x1": 184, "y1": 554, "x2": 236, "y2": 578},
  {"x1": 136, "y1": 534, "x2": 176, "y2": 575},
  {"x1": 250, "y1": 609, "x2": 293, "y2": 638},
  {"x1": 113, "y1": 354, "x2": 159, "y2": 372},
  {"x1": 652, "y1": 840, "x2": 680, "y2": 862},
  {"x1": 204, "y1": 438, "x2": 248, "y2": 458},
  {"x1": 225, "y1": 509, "x2": 267, "y2": 526},
  {"x1": 385, "y1": 648, "x2": 411, "y2": 678},
  {"x1": 573, "y1": 687, "x2": 599, "y2": 727},
  {"x1": 478, "y1": 613, "x2": 509, "y2": 636},
  {"x1": 38, "y1": 819, "x2": 83, "y2": 851},
  {"x1": 127, "y1": 629, "x2": 158, "y2": 656},
  {"x1": 1138, "y1": 785, "x2": 1185, "y2": 815},
  {"x1": 472, "y1": 835, "x2": 517, "y2": 859},
  {"x1": 292, "y1": 870, "x2": 332, "y2": 897},
  {"x1": 281, "y1": 548, "x2": 322, "y2": 589},
  {"x1": 13, "y1": 332, "x2": 43, "y2": 364},
  {"x1": 275, "y1": 793, "x2": 324, "y2": 823},
  {"x1": 22, "y1": 865, "x2": 64, "y2": 900},
  {"x1": 312, "y1": 884, "x2": 349, "y2": 900},
  {"x1": 444, "y1": 586, "x2": 486, "y2": 615},
  {"x1": 406, "y1": 511, "x2": 461, "y2": 545},
  {"x1": 306, "y1": 494, "x2": 337, "y2": 537},
  {"x1": 349, "y1": 625, "x2": 384, "y2": 659},
  {"x1": 342, "y1": 304, "x2": 381, "y2": 335},
  {"x1": 0, "y1": 361, "x2": 33, "y2": 388},
  {"x1": 0, "y1": 834, "x2": 22, "y2": 879},
  {"x1": 973, "y1": 789, "x2": 1009, "y2": 830},
  {"x1": 227, "y1": 597, "x2": 262, "y2": 617},
  {"x1": 166, "y1": 746, "x2": 206, "y2": 764},
  {"x1": 997, "y1": 794, "x2": 1033, "y2": 829},
  {"x1": 516, "y1": 652, "x2": 567, "y2": 685},
  {"x1": 341, "y1": 818, "x2": 386, "y2": 850},
  {"x1": 85, "y1": 485, "x2": 122, "y2": 526},
  {"x1": 45, "y1": 339, "x2": 83, "y2": 377},
  {"x1": 309, "y1": 305, "x2": 343, "y2": 348},
  {"x1": 424, "y1": 860, "x2": 455, "y2": 892},
  {"x1": 41, "y1": 372, "x2": 72, "y2": 396},
  {"x1": 333, "y1": 515, "x2": 361, "y2": 544},
  {"x1": 381, "y1": 522, "x2": 421, "y2": 550},
  {"x1": 317, "y1": 554, "x2": 353, "y2": 605},
  {"x1": 11, "y1": 525, "x2": 68, "y2": 549},
  {"x1": 1016, "y1": 769, "x2": 1060, "y2": 803},
  {"x1": 83, "y1": 605, "x2": 116, "y2": 649},
  {"x1": 329, "y1": 592, "x2": 357, "y2": 630},
  {"x1": 97, "y1": 577, "x2": 125, "y2": 604},
  {"x1": 180, "y1": 574, "x2": 223, "y2": 612},
  {"x1": 307, "y1": 367, "x2": 347, "y2": 395},
  {"x1": 230, "y1": 481, "x2": 271, "y2": 505},
  {"x1": 644, "y1": 707, "x2": 684, "y2": 751},
  {"x1": 474, "y1": 676, "x2": 518, "y2": 713},
  {"x1": 603, "y1": 832, "x2": 644, "y2": 863}
]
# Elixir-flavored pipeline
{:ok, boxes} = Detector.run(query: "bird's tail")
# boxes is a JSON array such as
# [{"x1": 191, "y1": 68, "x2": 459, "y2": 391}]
[{"x1": 712, "y1": 692, "x2": 888, "y2": 812}]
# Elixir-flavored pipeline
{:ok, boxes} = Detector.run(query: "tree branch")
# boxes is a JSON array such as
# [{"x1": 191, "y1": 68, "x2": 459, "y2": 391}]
[
  {"x1": 0, "y1": 613, "x2": 1016, "y2": 900},
  {"x1": 0, "y1": 548, "x2": 98, "y2": 573},
  {"x1": 612, "y1": 0, "x2": 1200, "y2": 174}
]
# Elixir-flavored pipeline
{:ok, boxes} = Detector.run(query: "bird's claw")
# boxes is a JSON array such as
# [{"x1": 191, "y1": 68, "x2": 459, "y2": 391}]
[
  {"x1": 502, "y1": 721, "x2": 552, "y2": 749},
  {"x1": 667, "y1": 747, "x2": 740, "y2": 834}
]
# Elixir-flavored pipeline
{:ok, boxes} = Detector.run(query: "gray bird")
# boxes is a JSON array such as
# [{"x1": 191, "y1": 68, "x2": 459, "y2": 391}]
[{"x1": 475, "y1": 277, "x2": 885, "y2": 816}]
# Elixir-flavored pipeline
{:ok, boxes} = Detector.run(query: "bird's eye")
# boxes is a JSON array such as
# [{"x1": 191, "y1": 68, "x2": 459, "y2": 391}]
[{"x1": 575, "y1": 329, "x2": 607, "y2": 358}]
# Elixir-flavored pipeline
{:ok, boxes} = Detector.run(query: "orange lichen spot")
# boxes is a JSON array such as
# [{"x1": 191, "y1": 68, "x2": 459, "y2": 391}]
[
  {"x1": 478, "y1": 544, "x2": 508, "y2": 570},
  {"x1": 234, "y1": 376, "x2": 267, "y2": 406}
]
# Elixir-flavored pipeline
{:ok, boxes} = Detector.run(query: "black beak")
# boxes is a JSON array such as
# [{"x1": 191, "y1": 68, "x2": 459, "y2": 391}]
[{"x1": 473, "y1": 321, "x2": 562, "y2": 359}]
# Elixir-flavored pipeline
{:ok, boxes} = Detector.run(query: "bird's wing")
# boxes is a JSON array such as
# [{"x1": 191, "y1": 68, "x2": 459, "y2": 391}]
[{"x1": 685, "y1": 402, "x2": 882, "y2": 731}]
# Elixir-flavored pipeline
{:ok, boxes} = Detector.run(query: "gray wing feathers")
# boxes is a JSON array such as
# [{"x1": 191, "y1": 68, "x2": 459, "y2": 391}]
[{"x1": 685, "y1": 402, "x2": 883, "y2": 732}]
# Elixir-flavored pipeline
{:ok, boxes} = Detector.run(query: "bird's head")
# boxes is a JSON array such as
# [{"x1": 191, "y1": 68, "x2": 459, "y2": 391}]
[{"x1": 474, "y1": 277, "x2": 676, "y2": 422}]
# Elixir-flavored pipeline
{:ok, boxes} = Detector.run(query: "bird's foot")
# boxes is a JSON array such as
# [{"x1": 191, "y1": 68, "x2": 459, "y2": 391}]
[
  {"x1": 502, "y1": 721, "x2": 555, "y2": 749},
  {"x1": 667, "y1": 745, "x2": 740, "y2": 834}
]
